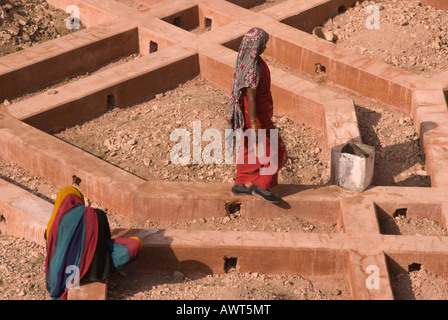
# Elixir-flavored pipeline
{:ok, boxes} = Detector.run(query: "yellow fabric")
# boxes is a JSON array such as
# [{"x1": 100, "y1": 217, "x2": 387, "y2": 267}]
[
  {"x1": 46, "y1": 186, "x2": 85, "y2": 240},
  {"x1": 130, "y1": 237, "x2": 143, "y2": 251}
]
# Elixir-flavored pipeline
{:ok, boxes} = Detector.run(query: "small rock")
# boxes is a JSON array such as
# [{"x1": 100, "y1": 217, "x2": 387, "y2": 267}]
[
  {"x1": 14, "y1": 13, "x2": 27, "y2": 25},
  {"x1": 418, "y1": 266, "x2": 428, "y2": 275},
  {"x1": 3, "y1": 99, "x2": 11, "y2": 106},
  {"x1": 0, "y1": 8, "x2": 11, "y2": 21},
  {"x1": 222, "y1": 216, "x2": 231, "y2": 224},
  {"x1": 172, "y1": 271, "x2": 185, "y2": 280},
  {"x1": 293, "y1": 289, "x2": 303, "y2": 296},
  {"x1": 22, "y1": 32, "x2": 31, "y2": 41},
  {"x1": 119, "y1": 271, "x2": 128, "y2": 277},
  {"x1": 103, "y1": 139, "x2": 112, "y2": 148},
  {"x1": 47, "y1": 89, "x2": 58, "y2": 95},
  {"x1": 332, "y1": 289, "x2": 342, "y2": 296},
  {"x1": 2, "y1": 4, "x2": 13, "y2": 11},
  {"x1": 416, "y1": 170, "x2": 427, "y2": 176},
  {"x1": 7, "y1": 25, "x2": 20, "y2": 36}
]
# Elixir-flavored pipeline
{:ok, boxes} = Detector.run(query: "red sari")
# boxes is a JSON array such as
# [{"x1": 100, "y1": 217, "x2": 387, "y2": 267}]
[{"x1": 234, "y1": 57, "x2": 287, "y2": 190}]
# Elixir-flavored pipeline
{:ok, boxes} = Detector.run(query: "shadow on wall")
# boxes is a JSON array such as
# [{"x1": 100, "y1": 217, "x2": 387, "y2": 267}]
[
  {"x1": 108, "y1": 229, "x2": 213, "y2": 299},
  {"x1": 0, "y1": 173, "x2": 55, "y2": 205},
  {"x1": 386, "y1": 255, "x2": 421, "y2": 300},
  {"x1": 354, "y1": 105, "x2": 430, "y2": 187}
]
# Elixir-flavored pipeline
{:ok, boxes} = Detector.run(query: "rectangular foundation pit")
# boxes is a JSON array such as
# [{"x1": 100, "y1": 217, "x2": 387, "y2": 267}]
[
  {"x1": 225, "y1": 0, "x2": 266, "y2": 10},
  {"x1": 0, "y1": 20, "x2": 140, "y2": 102},
  {"x1": 279, "y1": 0, "x2": 358, "y2": 34},
  {"x1": 161, "y1": 2, "x2": 239, "y2": 34},
  {"x1": 386, "y1": 252, "x2": 448, "y2": 299},
  {"x1": 115, "y1": 228, "x2": 351, "y2": 278},
  {"x1": 8, "y1": 47, "x2": 199, "y2": 134},
  {"x1": 375, "y1": 202, "x2": 447, "y2": 236}
]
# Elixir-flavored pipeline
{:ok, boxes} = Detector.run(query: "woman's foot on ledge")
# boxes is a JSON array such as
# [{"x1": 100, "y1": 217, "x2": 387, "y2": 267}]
[
  {"x1": 231, "y1": 184, "x2": 253, "y2": 196},
  {"x1": 251, "y1": 185, "x2": 281, "y2": 203}
]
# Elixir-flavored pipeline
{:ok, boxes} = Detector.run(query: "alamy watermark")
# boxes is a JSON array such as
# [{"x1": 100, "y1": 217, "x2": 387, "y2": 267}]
[
  {"x1": 65, "y1": 265, "x2": 80, "y2": 290},
  {"x1": 169, "y1": 120, "x2": 279, "y2": 175},
  {"x1": 365, "y1": 265, "x2": 380, "y2": 290},
  {"x1": 365, "y1": 5, "x2": 380, "y2": 30},
  {"x1": 65, "y1": 5, "x2": 81, "y2": 30}
]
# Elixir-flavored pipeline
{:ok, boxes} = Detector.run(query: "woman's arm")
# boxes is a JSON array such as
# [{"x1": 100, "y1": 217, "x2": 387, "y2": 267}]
[
  {"x1": 247, "y1": 87, "x2": 258, "y2": 131},
  {"x1": 246, "y1": 87, "x2": 265, "y2": 158}
]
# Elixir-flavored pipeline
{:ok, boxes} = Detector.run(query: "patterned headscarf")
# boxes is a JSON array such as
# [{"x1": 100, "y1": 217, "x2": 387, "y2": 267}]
[{"x1": 227, "y1": 27, "x2": 269, "y2": 130}]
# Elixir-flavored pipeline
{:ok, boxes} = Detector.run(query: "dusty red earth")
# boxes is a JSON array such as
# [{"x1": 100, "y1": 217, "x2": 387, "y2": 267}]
[{"x1": 328, "y1": 0, "x2": 448, "y2": 76}]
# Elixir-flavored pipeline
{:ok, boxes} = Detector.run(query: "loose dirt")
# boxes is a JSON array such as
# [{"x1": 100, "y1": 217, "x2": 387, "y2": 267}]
[
  {"x1": 108, "y1": 268, "x2": 351, "y2": 300},
  {"x1": 0, "y1": 0, "x2": 84, "y2": 57},
  {"x1": 380, "y1": 215, "x2": 448, "y2": 236},
  {"x1": 325, "y1": 0, "x2": 448, "y2": 76},
  {"x1": 54, "y1": 76, "x2": 329, "y2": 187},
  {"x1": 391, "y1": 265, "x2": 448, "y2": 300}
]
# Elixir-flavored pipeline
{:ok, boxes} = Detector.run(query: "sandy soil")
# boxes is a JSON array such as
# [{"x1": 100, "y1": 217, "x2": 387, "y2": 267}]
[
  {"x1": 108, "y1": 268, "x2": 351, "y2": 301},
  {"x1": 0, "y1": 0, "x2": 84, "y2": 57},
  {"x1": 391, "y1": 265, "x2": 448, "y2": 300},
  {"x1": 325, "y1": 0, "x2": 448, "y2": 76},
  {"x1": 54, "y1": 76, "x2": 329, "y2": 187},
  {"x1": 380, "y1": 215, "x2": 447, "y2": 236}
]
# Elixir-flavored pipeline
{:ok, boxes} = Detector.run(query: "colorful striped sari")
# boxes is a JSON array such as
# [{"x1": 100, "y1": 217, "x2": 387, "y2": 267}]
[{"x1": 45, "y1": 187, "x2": 142, "y2": 300}]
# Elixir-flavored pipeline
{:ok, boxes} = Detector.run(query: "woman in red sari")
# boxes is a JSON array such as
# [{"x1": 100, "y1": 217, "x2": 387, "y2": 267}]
[{"x1": 227, "y1": 27, "x2": 287, "y2": 203}]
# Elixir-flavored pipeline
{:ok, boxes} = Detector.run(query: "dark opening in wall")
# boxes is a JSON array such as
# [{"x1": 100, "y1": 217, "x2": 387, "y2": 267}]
[
  {"x1": 173, "y1": 16, "x2": 181, "y2": 27},
  {"x1": 162, "y1": 6, "x2": 200, "y2": 31},
  {"x1": 224, "y1": 256, "x2": 238, "y2": 273},
  {"x1": 315, "y1": 62, "x2": 326, "y2": 74},
  {"x1": 204, "y1": 17, "x2": 212, "y2": 30},
  {"x1": 338, "y1": 5, "x2": 346, "y2": 13},
  {"x1": 149, "y1": 41, "x2": 158, "y2": 53},
  {"x1": 225, "y1": 201, "x2": 241, "y2": 215},
  {"x1": 72, "y1": 175, "x2": 82, "y2": 186},
  {"x1": 408, "y1": 263, "x2": 422, "y2": 272},
  {"x1": 393, "y1": 208, "x2": 407, "y2": 218},
  {"x1": 107, "y1": 94, "x2": 115, "y2": 110}
]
